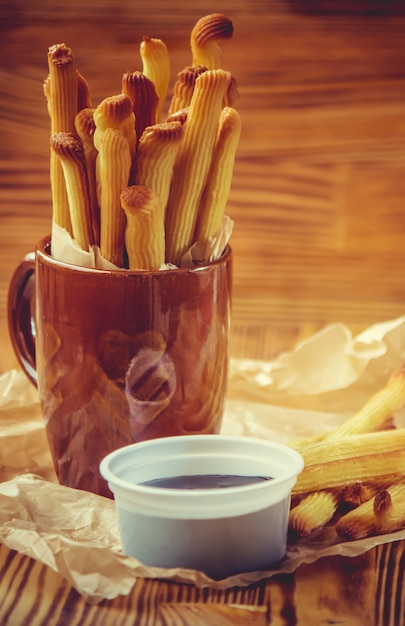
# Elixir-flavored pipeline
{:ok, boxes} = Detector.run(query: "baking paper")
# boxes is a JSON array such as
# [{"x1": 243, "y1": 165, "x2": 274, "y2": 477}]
[{"x1": 2, "y1": 316, "x2": 405, "y2": 603}]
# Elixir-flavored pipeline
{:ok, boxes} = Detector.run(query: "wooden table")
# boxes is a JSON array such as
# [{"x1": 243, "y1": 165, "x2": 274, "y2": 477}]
[
  {"x1": 1, "y1": 1, "x2": 405, "y2": 623},
  {"x1": 1, "y1": 540, "x2": 405, "y2": 624}
]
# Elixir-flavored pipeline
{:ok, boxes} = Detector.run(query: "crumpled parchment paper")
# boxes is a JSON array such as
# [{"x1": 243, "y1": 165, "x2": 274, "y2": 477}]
[
  {"x1": 2, "y1": 315, "x2": 405, "y2": 603},
  {"x1": 51, "y1": 215, "x2": 233, "y2": 269}
]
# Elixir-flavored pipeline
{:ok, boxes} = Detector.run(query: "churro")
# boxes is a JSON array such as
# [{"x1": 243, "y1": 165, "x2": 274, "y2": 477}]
[
  {"x1": 121, "y1": 185, "x2": 165, "y2": 270},
  {"x1": 191, "y1": 13, "x2": 233, "y2": 69},
  {"x1": 135, "y1": 121, "x2": 183, "y2": 215},
  {"x1": 194, "y1": 106, "x2": 241, "y2": 244},
  {"x1": 50, "y1": 131, "x2": 93, "y2": 251},
  {"x1": 165, "y1": 69, "x2": 231, "y2": 265},
  {"x1": 47, "y1": 43, "x2": 79, "y2": 234},
  {"x1": 140, "y1": 36, "x2": 170, "y2": 122}
]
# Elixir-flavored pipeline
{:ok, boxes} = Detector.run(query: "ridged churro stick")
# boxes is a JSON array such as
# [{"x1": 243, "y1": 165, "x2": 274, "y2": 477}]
[
  {"x1": 299, "y1": 428, "x2": 405, "y2": 466},
  {"x1": 75, "y1": 108, "x2": 99, "y2": 244},
  {"x1": 121, "y1": 185, "x2": 165, "y2": 270},
  {"x1": 167, "y1": 65, "x2": 207, "y2": 116},
  {"x1": 97, "y1": 128, "x2": 132, "y2": 267},
  {"x1": 296, "y1": 452, "x2": 405, "y2": 495},
  {"x1": 45, "y1": 68, "x2": 92, "y2": 113},
  {"x1": 122, "y1": 71, "x2": 159, "y2": 147},
  {"x1": 194, "y1": 106, "x2": 241, "y2": 244},
  {"x1": 324, "y1": 364, "x2": 405, "y2": 440},
  {"x1": 135, "y1": 121, "x2": 183, "y2": 216},
  {"x1": 289, "y1": 491, "x2": 339, "y2": 538},
  {"x1": 140, "y1": 37, "x2": 170, "y2": 122},
  {"x1": 165, "y1": 69, "x2": 231, "y2": 266},
  {"x1": 290, "y1": 364, "x2": 405, "y2": 453},
  {"x1": 93, "y1": 94, "x2": 135, "y2": 262},
  {"x1": 47, "y1": 43, "x2": 79, "y2": 235},
  {"x1": 336, "y1": 479, "x2": 405, "y2": 540},
  {"x1": 93, "y1": 94, "x2": 136, "y2": 161},
  {"x1": 289, "y1": 476, "x2": 398, "y2": 539},
  {"x1": 293, "y1": 429, "x2": 405, "y2": 494},
  {"x1": 191, "y1": 13, "x2": 233, "y2": 69},
  {"x1": 50, "y1": 132, "x2": 93, "y2": 251}
]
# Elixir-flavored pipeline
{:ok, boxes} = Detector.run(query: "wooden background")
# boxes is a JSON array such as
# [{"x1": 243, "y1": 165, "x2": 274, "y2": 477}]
[{"x1": 1, "y1": 0, "x2": 405, "y2": 374}]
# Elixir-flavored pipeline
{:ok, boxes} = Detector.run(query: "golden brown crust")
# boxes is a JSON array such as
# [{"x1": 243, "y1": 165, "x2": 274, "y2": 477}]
[
  {"x1": 94, "y1": 93, "x2": 134, "y2": 130},
  {"x1": 191, "y1": 14, "x2": 233, "y2": 69},
  {"x1": 50, "y1": 131, "x2": 93, "y2": 251},
  {"x1": 191, "y1": 13, "x2": 233, "y2": 49},
  {"x1": 47, "y1": 43, "x2": 75, "y2": 67},
  {"x1": 51, "y1": 131, "x2": 86, "y2": 162},
  {"x1": 168, "y1": 65, "x2": 207, "y2": 115},
  {"x1": 120, "y1": 184, "x2": 154, "y2": 212},
  {"x1": 121, "y1": 185, "x2": 165, "y2": 270},
  {"x1": 122, "y1": 71, "x2": 159, "y2": 143}
]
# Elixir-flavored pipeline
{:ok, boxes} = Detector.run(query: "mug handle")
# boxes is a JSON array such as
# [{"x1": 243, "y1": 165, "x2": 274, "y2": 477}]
[{"x1": 7, "y1": 252, "x2": 37, "y2": 387}]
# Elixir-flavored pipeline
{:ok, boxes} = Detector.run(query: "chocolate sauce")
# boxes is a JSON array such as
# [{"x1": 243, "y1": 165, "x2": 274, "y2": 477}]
[{"x1": 140, "y1": 474, "x2": 273, "y2": 489}]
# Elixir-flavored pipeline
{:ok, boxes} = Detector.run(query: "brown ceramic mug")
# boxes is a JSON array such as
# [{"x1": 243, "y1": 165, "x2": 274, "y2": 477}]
[{"x1": 8, "y1": 235, "x2": 232, "y2": 497}]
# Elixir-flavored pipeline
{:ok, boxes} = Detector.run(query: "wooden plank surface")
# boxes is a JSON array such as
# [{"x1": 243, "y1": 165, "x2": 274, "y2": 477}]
[{"x1": 1, "y1": 540, "x2": 405, "y2": 625}]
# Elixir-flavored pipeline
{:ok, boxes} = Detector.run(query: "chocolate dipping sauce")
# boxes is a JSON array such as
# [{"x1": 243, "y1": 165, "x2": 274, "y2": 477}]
[{"x1": 141, "y1": 474, "x2": 273, "y2": 489}]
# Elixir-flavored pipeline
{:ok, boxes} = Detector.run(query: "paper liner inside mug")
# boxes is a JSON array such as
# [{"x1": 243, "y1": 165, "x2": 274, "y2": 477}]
[{"x1": 51, "y1": 215, "x2": 233, "y2": 270}]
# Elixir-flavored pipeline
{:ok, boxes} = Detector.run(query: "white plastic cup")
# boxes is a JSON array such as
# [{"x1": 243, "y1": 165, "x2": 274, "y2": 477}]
[{"x1": 100, "y1": 434, "x2": 304, "y2": 580}]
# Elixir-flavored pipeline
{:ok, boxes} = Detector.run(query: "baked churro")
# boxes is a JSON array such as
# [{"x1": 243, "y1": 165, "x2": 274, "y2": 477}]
[
  {"x1": 121, "y1": 185, "x2": 165, "y2": 270},
  {"x1": 135, "y1": 121, "x2": 183, "y2": 216},
  {"x1": 191, "y1": 13, "x2": 234, "y2": 69},
  {"x1": 50, "y1": 132, "x2": 93, "y2": 251},
  {"x1": 165, "y1": 69, "x2": 231, "y2": 265},
  {"x1": 140, "y1": 36, "x2": 170, "y2": 122}
]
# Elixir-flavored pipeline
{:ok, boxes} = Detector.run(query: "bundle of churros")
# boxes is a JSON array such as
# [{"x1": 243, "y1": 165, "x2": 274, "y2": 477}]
[
  {"x1": 44, "y1": 13, "x2": 240, "y2": 270},
  {"x1": 288, "y1": 364, "x2": 405, "y2": 542}
]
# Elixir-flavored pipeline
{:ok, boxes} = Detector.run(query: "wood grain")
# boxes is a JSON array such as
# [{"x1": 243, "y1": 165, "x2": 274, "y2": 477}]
[{"x1": 1, "y1": 541, "x2": 405, "y2": 625}]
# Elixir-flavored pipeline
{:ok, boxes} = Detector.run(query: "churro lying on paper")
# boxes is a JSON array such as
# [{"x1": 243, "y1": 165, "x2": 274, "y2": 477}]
[{"x1": 336, "y1": 479, "x2": 405, "y2": 540}]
